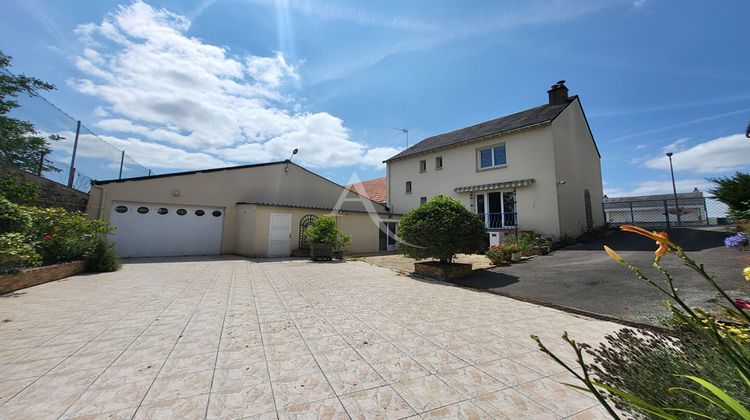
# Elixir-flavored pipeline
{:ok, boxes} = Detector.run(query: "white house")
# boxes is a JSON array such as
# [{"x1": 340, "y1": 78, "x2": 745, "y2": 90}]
[{"x1": 385, "y1": 81, "x2": 604, "y2": 240}]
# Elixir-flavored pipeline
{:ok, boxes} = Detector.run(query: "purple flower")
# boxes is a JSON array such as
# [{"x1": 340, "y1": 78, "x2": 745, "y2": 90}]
[{"x1": 725, "y1": 232, "x2": 749, "y2": 251}]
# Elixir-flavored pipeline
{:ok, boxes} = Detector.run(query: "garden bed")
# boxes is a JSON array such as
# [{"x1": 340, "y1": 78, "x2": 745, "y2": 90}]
[
  {"x1": 414, "y1": 261, "x2": 473, "y2": 280},
  {"x1": 0, "y1": 261, "x2": 84, "y2": 295}
]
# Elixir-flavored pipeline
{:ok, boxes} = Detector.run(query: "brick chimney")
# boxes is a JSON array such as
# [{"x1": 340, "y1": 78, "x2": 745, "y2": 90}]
[{"x1": 547, "y1": 80, "x2": 569, "y2": 105}]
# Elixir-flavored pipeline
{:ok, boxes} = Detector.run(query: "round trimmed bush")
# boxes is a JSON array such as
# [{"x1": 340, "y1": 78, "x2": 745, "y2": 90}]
[{"x1": 396, "y1": 195, "x2": 486, "y2": 263}]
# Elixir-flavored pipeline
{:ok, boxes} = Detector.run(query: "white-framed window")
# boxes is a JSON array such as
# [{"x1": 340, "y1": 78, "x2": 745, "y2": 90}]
[
  {"x1": 477, "y1": 144, "x2": 507, "y2": 169},
  {"x1": 435, "y1": 156, "x2": 443, "y2": 170},
  {"x1": 420, "y1": 196, "x2": 427, "y2": 205},
  {"x1": 419, "y1": 160, "x2": 426, "y2": 173},
  {"x1": 405, "y1": 181, "x2": 412, "y2": 194}
]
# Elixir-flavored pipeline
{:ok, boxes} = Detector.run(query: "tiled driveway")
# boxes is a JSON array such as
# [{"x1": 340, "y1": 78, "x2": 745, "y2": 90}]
[{"x1": 0, "y1": 258, "x2": 620, "y2": 419}]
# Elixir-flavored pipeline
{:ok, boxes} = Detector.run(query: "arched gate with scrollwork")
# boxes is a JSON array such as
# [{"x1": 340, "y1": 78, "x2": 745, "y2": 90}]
[{"x1": 298, "y1": 214, "x2": 319, "y2": 249}]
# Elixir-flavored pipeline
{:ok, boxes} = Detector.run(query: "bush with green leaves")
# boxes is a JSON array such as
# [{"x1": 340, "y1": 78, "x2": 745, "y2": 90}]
[
  {"x1": 710, "y1": 172, "x2": 750, "y2": 213},
  {"x1": 304, "y1": 216, "x2": 351, "y2": 250},
  {"x1": 26, "y1": 207, "x2": 112, "y2": 264},
  {"x1": 85, "y1": 236, "x2": 121, "y2": 273},
  {"x1": 0, "y1": 196, "x2": 31, "y2": 234},
  {"x1": 0, "y1": 232, "x2": 40, "y2": 274},
  {"x1": 0, "y1": 176, "x2": 39, "y2": 205},
  {"x1": 396, "y1": 195, "x2": 486, "y2": 263}
]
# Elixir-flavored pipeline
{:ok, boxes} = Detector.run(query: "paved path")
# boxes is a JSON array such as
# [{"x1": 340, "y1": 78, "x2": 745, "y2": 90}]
[
  {"x1": 0, "y1": 257, "x2": 621, "y2": 419},
  {"x1": 454, "y1": 227, "x2": 750, "y2": 325}
]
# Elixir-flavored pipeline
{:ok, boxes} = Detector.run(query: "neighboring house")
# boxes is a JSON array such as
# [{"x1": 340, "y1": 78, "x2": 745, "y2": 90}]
[
  {"x1": 87, "y1": 161, "x2": 397, "y2": 258},
  {"x1": 603, "y1": 189, "x2": 709, "y2": 226},
  {"x1": 385, "y1": 81, "x2": 604, "y2": 240},
  {"x1": 346, "y1": 176, "x2": 387, "y2": 204}
]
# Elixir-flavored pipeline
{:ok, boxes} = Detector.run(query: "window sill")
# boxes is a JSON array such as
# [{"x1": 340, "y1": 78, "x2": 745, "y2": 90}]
[
  {"x1": 419, "y1": 170, "x2": 426, "y2": 174},
  {"x1": 476, "y1": 164, "x2": 507, "y2": 172},
  {"x1": 435, "y1": 167, "x2": 443, "y2": 171}
]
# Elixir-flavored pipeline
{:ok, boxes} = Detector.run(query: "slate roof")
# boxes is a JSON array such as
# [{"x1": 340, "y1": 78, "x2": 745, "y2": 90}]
[
  {"x1": 385, "y1": 97, "x2": 576, "y2": 162},
  {"x1": 346, "y1": 177, "x2": 387, "y2": 204}
]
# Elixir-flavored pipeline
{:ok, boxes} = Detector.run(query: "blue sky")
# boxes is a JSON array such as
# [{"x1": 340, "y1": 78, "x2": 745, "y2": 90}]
[{"x1": 1, "y1": 0, "x2": 749, "y2": 195}]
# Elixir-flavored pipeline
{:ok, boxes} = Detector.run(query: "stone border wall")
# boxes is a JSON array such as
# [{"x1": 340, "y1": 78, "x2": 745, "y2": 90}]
[
  {"x1": 0, "y1": 261, "x2": 85, "y2": 295},
  {"x1": 0, "y1": 164, "x2": 89, "y2": 212}
]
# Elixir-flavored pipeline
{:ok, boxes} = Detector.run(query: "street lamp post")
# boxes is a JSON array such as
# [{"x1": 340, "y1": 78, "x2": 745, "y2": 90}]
[{"x1": 666, "y1": 152, "x2": 681, "y2": 227}]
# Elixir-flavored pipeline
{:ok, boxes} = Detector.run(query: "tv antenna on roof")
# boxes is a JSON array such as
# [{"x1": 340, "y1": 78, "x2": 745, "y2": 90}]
[{"x1": 393, "y1": 128, "x2": 409, "y2": 147}]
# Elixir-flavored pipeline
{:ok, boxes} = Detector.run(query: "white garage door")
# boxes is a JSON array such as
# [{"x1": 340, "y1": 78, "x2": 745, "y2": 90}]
[{"x1": 108, "y1": 202, "x2": 225, "y2": 258}]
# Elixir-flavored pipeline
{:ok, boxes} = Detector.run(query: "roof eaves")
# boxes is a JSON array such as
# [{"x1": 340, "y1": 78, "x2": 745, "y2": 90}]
[
  {"x1": 91, "y1": 160, "x2": 288, "y2": 185},
  {"x1": 384, "y1": 120, "x2": 552, "y2": 163}
]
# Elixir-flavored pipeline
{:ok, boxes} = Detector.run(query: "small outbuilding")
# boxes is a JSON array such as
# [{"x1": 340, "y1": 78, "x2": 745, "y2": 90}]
[{"x1": 87, "y1": 161, "x2": 398, "y2": 258}]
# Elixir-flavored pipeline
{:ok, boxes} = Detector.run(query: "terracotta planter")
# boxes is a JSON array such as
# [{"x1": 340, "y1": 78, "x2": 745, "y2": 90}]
[
  {"x1": 310, "y1": 243, "x2": 333, "y2": 261},
  {"x1": 414, "y1": 261, "x2": 472, "y2": 280}
]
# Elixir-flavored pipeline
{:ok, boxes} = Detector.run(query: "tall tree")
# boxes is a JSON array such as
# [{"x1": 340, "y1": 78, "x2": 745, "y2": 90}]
[{"x1": 0, "y1": 50, "x2": 60, "y2": 173}]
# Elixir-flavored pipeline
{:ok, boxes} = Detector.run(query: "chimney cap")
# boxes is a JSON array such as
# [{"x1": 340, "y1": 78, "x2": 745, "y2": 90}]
[{"x1": 547, "y1": 80, "x2": 570, "y2": 105}]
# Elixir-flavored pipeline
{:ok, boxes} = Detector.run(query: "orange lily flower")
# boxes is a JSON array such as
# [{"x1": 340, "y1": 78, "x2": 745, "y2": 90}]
[
  {"x1": 603, "y1": 246, "x2": 624, "y2": 264},
  {"x1": 620, "y1": 225, "x2": 673, "y2": 262}
]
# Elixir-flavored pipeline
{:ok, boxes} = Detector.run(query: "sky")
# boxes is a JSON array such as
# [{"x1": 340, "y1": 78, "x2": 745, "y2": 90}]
[{"x1": 1, "y1": 0, "x2": 749, "y2": 195}]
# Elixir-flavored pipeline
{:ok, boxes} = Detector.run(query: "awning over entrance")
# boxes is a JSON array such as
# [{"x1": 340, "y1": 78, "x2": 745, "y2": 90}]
[{"x1": 454, "y1": 178, "x2": 535, "y2": 193}]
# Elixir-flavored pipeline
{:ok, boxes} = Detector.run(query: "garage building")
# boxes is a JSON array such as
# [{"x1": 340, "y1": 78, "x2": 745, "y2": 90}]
[{"x1": 87, "y1": 161, "x2": 398, "y2": 258}]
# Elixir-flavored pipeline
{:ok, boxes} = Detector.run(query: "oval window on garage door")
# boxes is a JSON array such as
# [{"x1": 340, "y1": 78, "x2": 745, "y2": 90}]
[
  {"x1": 195, "y1": 209, "x2": 205, "y2": 216},
  {"x1": 157, "y1": 208, "x2": 169, "y2": 215},
  {"x1": 212, "y1": 210, "x2": 222, "y2": 217},
  {"x1": 137, "y1": 207, "x2": 149, "y2": 214},
  {"x1": 176, "y1": 209, "x2": 187, "y2": 216},
  {"x1": 114, "y1": 205, "x2": 128, "y2": 213}
]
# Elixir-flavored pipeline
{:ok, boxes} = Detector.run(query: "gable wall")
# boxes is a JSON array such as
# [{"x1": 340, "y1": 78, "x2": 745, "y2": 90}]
[{"x1": 551, "y1": 99, "x2": 605, "y2": 237}]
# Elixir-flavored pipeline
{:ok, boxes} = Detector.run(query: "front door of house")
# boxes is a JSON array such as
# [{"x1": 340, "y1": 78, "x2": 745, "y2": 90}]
[{"x1": 379, "y1": 221, "x2": 397, "y2": 251}]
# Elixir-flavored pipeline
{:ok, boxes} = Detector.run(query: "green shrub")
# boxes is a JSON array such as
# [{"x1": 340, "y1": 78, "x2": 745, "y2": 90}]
[
  {"x1": 0, "y1": 196, "x2": 31, "y2": 234},
  {"x1": 85, "y1": 236, "x2": 121, "y2": 272},
  {"x1": 304, "y1": 216, "x2": 351, "y2": 250},
  {"x1": 0, "y1": 176, "x2": 39, "y2": 205},
  {"x1": 26, "y1": 207, "x2": 112, "y2": 263},
  {"x1": 584, "y1": 322, "x2": 750, "y2": 419},
  {"x1": 709, "y1": 172, "x2": 750, "y2": 212},
  {"x1": 396, "y1": 195, "x2": 486, "y2": 263},
  {"x1": 0, "y1": 232, "x2": 40, "y2": 273}
]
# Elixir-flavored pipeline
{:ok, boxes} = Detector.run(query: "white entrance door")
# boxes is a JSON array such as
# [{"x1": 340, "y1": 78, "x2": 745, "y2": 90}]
[
  {"x1": 268, "y1": 213, "x2": 292, "y2": 257},
  {"x1": 108, "y1": 202, "x2": 224, "y2": 258}
]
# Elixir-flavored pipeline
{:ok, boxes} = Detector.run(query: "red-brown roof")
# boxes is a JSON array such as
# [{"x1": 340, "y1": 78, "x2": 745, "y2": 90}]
[{"x1": 346, "y1": 176, "x2": 387, "y2": 204}]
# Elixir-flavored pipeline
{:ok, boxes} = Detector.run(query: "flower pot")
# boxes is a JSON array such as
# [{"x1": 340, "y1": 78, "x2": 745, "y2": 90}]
[
  {"x1": 310, "y1": 243, "x2": 333, "y2": 261},
  {"x1": 511, "y1": 251, "x2": 522, "y2": 262},
  {"x1": 488, "y1": 256, "x2": 505, "y2": 265}
]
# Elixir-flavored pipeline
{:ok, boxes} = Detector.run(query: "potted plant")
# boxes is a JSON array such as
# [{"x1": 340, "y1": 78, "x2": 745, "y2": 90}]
[
  {"x1": 533, "y1": 235, "x2": 552, "y2": 255},
  {"x1": 304, "y1": 216, "x2": 351, "y2": 261},
  {"x1": 485, "y1": 245, "x2": 507, "y2": 265},
  {"x1": 505, "y1": 243, "x2": 522, "y2": 261},
  {"x1": 518, "y1": 232, "x2": 535, "y2": 256},
  {"x1": 332, "y1": 231, "x2": 352, "y2": 260},
  {"x1": 397, "y1": 196, "x2": 486, "y2": 280}
]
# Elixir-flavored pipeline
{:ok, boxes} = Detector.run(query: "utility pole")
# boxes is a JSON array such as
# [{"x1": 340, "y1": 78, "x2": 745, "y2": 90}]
[
  {"x1": 666, "y1": 152, "x2": 681, "y2": 227},
  {"x1": 67, "y1": 120, "x2": 81, "y2": 187}
]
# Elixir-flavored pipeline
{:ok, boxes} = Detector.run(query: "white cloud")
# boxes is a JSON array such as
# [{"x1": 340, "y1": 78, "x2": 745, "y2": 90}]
[
  {"x1": 51, "y1": 131, "x2": 228, "y2": 171},
  {"x1": 661, "y1": 137, "x2": 689, "y2": 154},
  {"x1": 69, "y1": 1, "x2": 397, "y2": 169},
  {"x1": 604, "y1": 178, "x2": 714, "y2": 197},
  {"x1": 643, "y1": 133, "x2": 750, "y2": 174}
]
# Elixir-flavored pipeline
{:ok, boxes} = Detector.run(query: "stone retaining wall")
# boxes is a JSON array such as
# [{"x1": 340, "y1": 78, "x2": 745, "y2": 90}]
[
  {"x1": 0, "y1": 261, "x2": 85, "y2": 295},
  {"x1": 0, "y1": 164, "x2": 89, "y2": 212}
]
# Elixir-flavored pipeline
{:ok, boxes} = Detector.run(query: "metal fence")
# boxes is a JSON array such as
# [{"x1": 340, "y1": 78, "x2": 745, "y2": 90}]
[
  {"x1": 3, "y1": 70, "x2": 153, "y2": 192},
  {"x1": 603, "y1": 196, "x2": 730, "y2": 229}
]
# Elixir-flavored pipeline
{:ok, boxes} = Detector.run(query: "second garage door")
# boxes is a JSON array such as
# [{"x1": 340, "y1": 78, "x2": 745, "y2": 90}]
[{"x1": 108, "y1": 201, "x2": 225, "y2": 258}]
